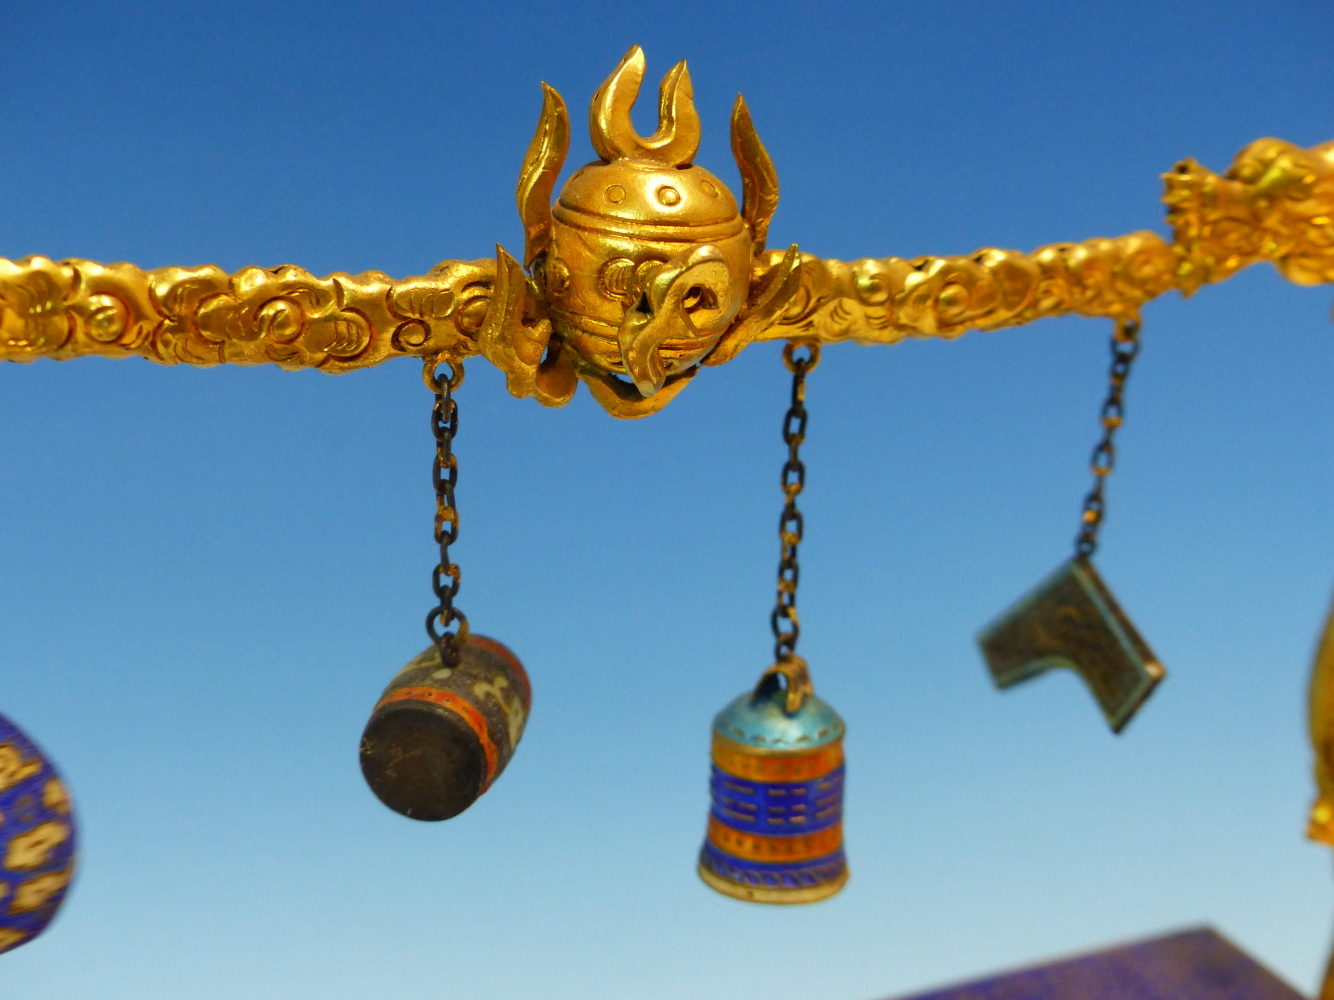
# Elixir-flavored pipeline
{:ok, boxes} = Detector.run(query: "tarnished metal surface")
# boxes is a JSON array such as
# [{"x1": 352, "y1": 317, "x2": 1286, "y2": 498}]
[
  {"x1": 360, "y1": 636, "x2": 530, "y2": 822},
  {"x1": 978, "y1": 557, "x2": 1165, "y2": 734}
]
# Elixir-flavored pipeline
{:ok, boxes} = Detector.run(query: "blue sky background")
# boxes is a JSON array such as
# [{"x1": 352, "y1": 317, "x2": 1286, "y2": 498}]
[{"x1": 1, "y1": 2, "x2": 1332, "y2": 997}]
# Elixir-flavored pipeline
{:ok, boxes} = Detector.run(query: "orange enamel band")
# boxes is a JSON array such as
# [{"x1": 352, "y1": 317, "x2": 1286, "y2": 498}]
[
  {"x1": 711, "y1": 735, "x2": 843, "y2": 782},
  {"x1": 374, "y1": 686, "x2": 499, "y2": 788},
  {"x1": 706, "y1": 815, "x2": 842, "y2": 863},
  {"x1": 468, "y1": 634, "x2": 532, "y2": 710}
]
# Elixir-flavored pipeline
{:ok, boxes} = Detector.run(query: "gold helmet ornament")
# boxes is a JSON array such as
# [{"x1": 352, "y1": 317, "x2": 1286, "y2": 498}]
[{"x1": 491, "y1": 46, "x2": 803, "y2": 418}]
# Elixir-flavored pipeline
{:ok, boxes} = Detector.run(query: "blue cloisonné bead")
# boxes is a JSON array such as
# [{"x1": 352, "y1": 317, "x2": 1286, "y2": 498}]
[{"x1": 0, "y1": 712, "x2": 76, "y2": 955}]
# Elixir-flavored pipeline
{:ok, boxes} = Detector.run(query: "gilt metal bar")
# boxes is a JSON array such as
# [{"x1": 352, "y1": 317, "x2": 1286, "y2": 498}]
[{"x1": 1, "y1": 48, "x2": 1330, "y2": 420}]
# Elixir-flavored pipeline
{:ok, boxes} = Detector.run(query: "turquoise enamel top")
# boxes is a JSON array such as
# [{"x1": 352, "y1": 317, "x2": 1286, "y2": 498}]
[{"x1": 712, "y1": 679, "x2": 845, "y2": 750}]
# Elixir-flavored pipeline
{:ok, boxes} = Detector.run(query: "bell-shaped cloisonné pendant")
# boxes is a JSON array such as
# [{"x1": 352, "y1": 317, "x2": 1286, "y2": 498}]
[
  {"x1": 698, "y1": 657, "x2": 847, "y2": 904},
  {"x1": 360, "y1": 635, "x2": 530, "y2": 821},
  {"x1": 0, "y1": 712, "x2": 76, "y2": 955}
]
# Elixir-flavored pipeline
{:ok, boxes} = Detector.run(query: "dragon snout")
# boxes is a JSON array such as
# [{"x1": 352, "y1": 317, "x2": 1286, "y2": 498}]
[{"x1": 616, "y1": 245, "x2": 734, "y2": 397}]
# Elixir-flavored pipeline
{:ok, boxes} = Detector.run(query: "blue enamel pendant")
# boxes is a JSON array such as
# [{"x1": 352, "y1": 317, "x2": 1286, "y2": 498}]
[
  {"x1": 0, "y1": 713, "x2": 76, "y2": 955},
  {"x1": 698, "y1": 657, "x2": 848, "y2": 904}
]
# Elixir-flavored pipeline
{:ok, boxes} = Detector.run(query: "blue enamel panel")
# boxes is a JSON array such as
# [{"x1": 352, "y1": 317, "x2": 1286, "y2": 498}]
[
  {"x1": 900, "y1": 928, "x2": 1303, "y2": 1000},
  {"x1": 699, "y1": 840, "x2": 847, "y2": 890},
  {"x1": 709, "y1": 763, "x2": 844, "y2": 834}
]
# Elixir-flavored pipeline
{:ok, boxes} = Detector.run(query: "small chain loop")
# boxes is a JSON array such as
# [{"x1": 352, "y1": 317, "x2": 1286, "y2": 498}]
[
  {"x1": 424, "y1": 355, "x2": 469, "y2": 665},
  {"x1": 772, "y1": 342, "x2": 821, "y2": 662},
  {"x1": 423, "y1": 356, "x2": 465, "y2": 393},
  {"x1": 782, "y1": 340, "x2": 821, "y2": 375},
  {"x1": 1075, "y1": 318, "x2": 1142, "y2": 558}
]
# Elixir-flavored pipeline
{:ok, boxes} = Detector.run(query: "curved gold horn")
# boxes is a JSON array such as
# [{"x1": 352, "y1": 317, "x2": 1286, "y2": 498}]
[
  {"x1": 731, "y1": 95, "x2": 779, "y2": 254},
  {"x1": 590, "y1": 45, "x2": 700, "y2": 166},
  {"x1": 517, "y1": 82, "x2": 570, "y2": 268}
]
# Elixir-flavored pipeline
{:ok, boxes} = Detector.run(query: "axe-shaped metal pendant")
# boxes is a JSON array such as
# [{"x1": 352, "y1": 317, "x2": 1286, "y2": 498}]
[{"x1": 977, "y1": 557, "x2": 1165, "y2": 733}]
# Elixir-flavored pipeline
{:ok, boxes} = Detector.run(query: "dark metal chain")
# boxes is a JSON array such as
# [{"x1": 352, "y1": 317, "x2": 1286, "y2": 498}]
[
  {"x1": 1075, "y1": 318, "x2": 1142, "y2": 558},
  {"x1": 424, "y1": 357, "x2": 469, "y2": 666},
  {"x1": 771, "y1": 341, "x2": 821, "y2": 662}
]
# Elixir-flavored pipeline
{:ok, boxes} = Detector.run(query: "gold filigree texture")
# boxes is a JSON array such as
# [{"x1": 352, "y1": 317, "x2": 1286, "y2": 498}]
[{"x1": 2, "y1": 136, "x2": 1331, "y2": 418}]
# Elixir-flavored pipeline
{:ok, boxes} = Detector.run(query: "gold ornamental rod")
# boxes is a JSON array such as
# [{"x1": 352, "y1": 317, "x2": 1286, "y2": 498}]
[{"x1": 1, "y1": 45, "x2": 1331, "y2": 424}]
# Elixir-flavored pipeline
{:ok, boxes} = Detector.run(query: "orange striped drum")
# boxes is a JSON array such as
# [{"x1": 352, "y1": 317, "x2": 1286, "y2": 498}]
[{"x1": 360, "y1": 635, "x2": 530, "y2": 821}]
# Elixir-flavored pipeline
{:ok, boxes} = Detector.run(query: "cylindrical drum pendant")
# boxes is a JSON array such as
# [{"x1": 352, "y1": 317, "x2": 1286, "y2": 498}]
[
  {"x1": 360, "y1": 635, "x2": 530, "y2": 821},
  {"x1": 0, "y1": 712, "x2": 76, "y2": 954},
  {"x1": 698, "y1": 657, "x2": 847, "y2": 904}
]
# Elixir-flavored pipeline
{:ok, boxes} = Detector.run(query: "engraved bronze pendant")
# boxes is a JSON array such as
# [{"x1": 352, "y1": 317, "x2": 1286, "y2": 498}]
[
  {"x1": 359, "y1": 358, "x2": 530, "y2": 820},
  {"x1": 0, "y1": 712, "x2": 76, "y2": 954},
  {"x1": 977, "y1": 318, "x2": 1165, "y2": 732},
  {"x1": 978, "y1": 557, "x2": 1164, "y2": 733}
]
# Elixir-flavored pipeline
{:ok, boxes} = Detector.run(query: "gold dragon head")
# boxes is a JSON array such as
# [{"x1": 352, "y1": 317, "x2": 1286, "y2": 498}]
[
  {"x1": 512, "y1": 46, "x2": 802, "y2": 416},
  {"x1": 1165, "y1": 137, "x2": 1334, "y2": 294}
]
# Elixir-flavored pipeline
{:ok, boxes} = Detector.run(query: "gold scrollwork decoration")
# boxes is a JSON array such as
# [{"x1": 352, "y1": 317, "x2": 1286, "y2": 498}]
[
  {"x1": 749, "y1": 230, "x2": 1179, "y2": 348},
  {"x1": 0, "y1": 254, "x2": 497, "y2": 375}
]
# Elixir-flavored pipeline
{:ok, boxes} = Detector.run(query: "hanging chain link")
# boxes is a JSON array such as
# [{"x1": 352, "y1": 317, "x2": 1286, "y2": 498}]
[
  {"x1": 1074, "y1": 317, "x2": 1142, "y2": 559},
  {"x1": 771, "y1": 341, "x2": 821, "y2": 663},
  {"x1": 424, "y1": 356, "x2": 469, "y2": 666}
]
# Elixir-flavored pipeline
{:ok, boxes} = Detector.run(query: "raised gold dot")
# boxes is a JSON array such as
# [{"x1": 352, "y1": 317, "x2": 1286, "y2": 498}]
[
  {"x1": 657, "y1": 185, "x2": 681, "y2": 206},
  {"x1": 545, "y1": 258, "x2": 571, "y2": 296},
  {"x1": 605, "y1": 185, "x2": 626, "y2": 204},
  {"x1": 456, "y1": 296, "x2": 490, "y2": 333},
  {"x1": 936, "y1": 283, "x2": 968, "y2": 319},
  {"x1": 86, "y1": 294, "x2": 129, "y2": 343}
]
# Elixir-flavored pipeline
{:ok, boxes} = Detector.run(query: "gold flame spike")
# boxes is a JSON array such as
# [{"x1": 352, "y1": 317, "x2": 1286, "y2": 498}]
[
  {"x1": 589, "y1": 45, "x2": 700, "y2": 166},
  {"x1": 731, "y1": 95, "x2": 780, "y2": 255},
  {"x1": 517, "y1": 83, "x2": 570, "y2": 269}
]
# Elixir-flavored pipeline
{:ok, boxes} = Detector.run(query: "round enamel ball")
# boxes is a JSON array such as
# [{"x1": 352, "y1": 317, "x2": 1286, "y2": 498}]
[{"x1": 0, "y1": 713, "x2": 76, "y2": 954}]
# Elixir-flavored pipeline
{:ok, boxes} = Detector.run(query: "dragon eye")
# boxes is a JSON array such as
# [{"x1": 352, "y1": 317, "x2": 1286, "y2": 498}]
[
  {"x1": 598, "y1": 258, "x2": 636, "y2": 300},
  {"x1": 681, "y1": 285, "x2": 718, "y2": 313}
]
